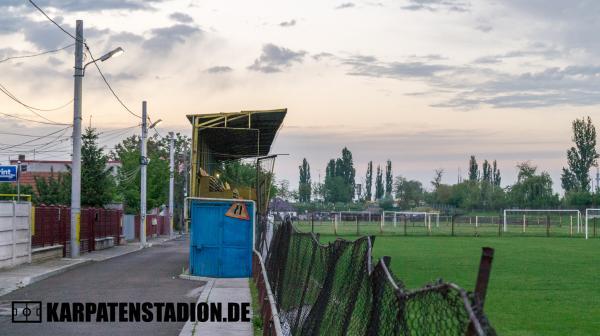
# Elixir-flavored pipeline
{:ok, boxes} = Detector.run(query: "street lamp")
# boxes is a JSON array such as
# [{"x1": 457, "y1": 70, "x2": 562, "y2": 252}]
[
  {"x1": 82, "y1": 47, "x2": 124, "y2": 74},
  {"x1": 149, "y1": 119, "x2": 162, "y2": 129},
  {"x1": 70, "y1": 19, "x2": 124, "y2": 258}
]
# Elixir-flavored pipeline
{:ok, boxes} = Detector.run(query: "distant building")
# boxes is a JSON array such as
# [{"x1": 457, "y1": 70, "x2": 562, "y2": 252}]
[
  {"x1": 269, "y1": 197, "x2": 298, "y2": 220},
  {"x1": 9, "y1": 155, "x2": 120, "y2": 193}
]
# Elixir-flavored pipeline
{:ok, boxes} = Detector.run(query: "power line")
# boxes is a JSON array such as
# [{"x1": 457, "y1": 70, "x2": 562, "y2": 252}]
[
  {"x1": 0, "y1": 126, "x2": 72, "y2": 151},
  {"x1": 0, "y1": 131, "x2": 67, "y2": 137},
  {"x1": 0, "y1": 111, "x2": 70, "y2": 125},
  {"x1": 27, "y1": 0, "x2": 82, "y2": 43},
  {"x1": 28, "y1": 0, "x2": 141, "y2": 121},
  {"x1": 85, "y1": 46, "x2": 141, "y2": 119},
  {"x1": 0, "y1": 82, "x2": 72, "y2": 114},
  {"x1": 97, "y1": 124, "x2": 140, "y2": 136},
  {"x1": 0, "y1": 43, "x2": 75, "y2": 64}
]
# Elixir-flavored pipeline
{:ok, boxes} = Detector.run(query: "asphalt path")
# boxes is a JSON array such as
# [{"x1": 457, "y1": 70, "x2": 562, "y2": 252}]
[{"x1": 0, "y1": 237, "x2": 204, "y2": 336}]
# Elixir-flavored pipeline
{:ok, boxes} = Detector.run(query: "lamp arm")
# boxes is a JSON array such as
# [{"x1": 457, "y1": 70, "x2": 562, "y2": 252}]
[{"x1": 81, "y1": 59, "x2": 99, "y2": 75}]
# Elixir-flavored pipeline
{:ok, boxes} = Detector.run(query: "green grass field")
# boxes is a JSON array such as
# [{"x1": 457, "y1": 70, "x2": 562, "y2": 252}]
[{"x1": 311, "y1": 232, "x2": 600, "y2": 335}]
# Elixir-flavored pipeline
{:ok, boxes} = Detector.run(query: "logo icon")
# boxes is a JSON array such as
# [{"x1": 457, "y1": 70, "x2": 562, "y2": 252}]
[{"x1": 12, "y1": 301, "x2": 42, "y2": 323}]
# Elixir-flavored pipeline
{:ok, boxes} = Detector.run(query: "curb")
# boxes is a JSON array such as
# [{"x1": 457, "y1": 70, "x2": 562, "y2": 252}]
[
  {"x1": 18, "y1": 259, "x2": 92, "y2": 288},
  {"x1": 178, "y1": 279, "x2": 214, "y2": 336}
]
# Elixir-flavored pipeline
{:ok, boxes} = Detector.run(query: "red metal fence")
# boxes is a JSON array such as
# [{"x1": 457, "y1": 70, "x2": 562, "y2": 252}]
[
  {"x1": 134, "y1": 214, "x2": 170, "y2": 239},
  {"x1": 252, "y1": 251, "x2": 280, "y2": 336},
  {"x1": 31, "y1": 206, "x2": 123, "y2": 256}
]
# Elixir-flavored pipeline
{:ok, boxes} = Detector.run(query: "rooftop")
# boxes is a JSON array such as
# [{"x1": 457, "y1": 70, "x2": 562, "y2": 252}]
[{"x1": 187, "y1": 109, "x2": 286, "y2": 161}]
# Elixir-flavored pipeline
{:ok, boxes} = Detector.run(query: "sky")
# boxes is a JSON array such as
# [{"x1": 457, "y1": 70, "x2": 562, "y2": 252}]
[{"x1": 1, "y1": 0, "x2": 600, "y2": 193}]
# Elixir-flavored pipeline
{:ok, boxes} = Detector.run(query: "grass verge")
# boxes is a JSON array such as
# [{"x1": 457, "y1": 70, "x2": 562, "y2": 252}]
[{"x1": 249, "y1": 278, "x2": 263, "y2": 335}]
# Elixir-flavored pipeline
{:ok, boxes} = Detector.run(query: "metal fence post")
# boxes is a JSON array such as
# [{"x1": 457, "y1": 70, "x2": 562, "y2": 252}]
[
  {"x1": 356, "y1": 216, "x2": 359, "y2": 236},
  {"x1": 467, "y1": 247, "x2": 495, "y2": 336},
  {"x1": 474, "y1": 247, "x2": 494, "y2": 305},
  {"x1": 451, "y1": 215, "x2": 455, "y2": 237}
]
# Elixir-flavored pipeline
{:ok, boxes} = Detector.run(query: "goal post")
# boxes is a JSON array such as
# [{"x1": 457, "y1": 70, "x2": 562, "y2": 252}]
[
  {"x1": 585, "y1": 208, "x2": 600, "y2": 239},
  {"x1": 503, "y1": 209, "x2": 582, "y2": 236},
  {"x1": 381, "y1": 211, "x2": 440, "y2": 232}
]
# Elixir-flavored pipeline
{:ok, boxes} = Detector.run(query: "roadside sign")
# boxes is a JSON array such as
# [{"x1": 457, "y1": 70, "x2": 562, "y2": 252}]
[
  {"x1": 225, "y1": 202, "x2": 250, "y2": 220},
  {"x1": 0, "y1": 165, "x2": 18, "y2": 183}
]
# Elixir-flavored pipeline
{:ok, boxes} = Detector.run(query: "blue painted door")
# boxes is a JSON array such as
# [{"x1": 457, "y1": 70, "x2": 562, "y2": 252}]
[{"x1": 190, "y1": 200, "x2": 253, "y2": 278}]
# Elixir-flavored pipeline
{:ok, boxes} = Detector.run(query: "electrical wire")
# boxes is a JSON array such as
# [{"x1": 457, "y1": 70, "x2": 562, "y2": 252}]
[
  {"x1": 0, "y1": 131, "x2": 66, "y2": 137},
  {"x1": 27, "y1": 0, "x2": 83, "y2": 43},
  {"x1": 0, "y1": 83, "x2": 73, "y2": 112},
  {"x1": 98, "y1": 128, "x2": 138, "y2": 145},
  {"x1": 0, "y1": 126, "x2": 72, "y2": 151},
  {"x1": 27, "y1": 0, "x2": 141, "y2": 120},
  {"x1": 0, "y1": 43, "x2": 75, "y2": 64},
  {"x1": 0, "y1": 111, "x2": 70, "y2": 125},
  {"x1": 85, "y1": 46, "x2": 141, "y2": 119},
  {"x1": 97, "y1": 124, "x2": 140, "y2": 136}
]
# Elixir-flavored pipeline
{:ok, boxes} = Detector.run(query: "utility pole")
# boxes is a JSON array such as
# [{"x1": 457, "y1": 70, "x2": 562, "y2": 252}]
[
  {"x1": 168, "y1": 132, "x2": 175, "y2": 238},
  {"x1": 183, "y1": 151, "x2": 189, "y2": 234},
  {"x1": 140, "y1": 101, "x2": 148, "y2": 247},
  {"x1": 70, "y1": 20, "x2": 83, "y2": 258}
]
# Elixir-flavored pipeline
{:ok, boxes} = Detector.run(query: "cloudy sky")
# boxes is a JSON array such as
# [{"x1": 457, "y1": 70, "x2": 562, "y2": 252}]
[{"x1": 1, "y1": 0, "x2": 599, "y2": 192}]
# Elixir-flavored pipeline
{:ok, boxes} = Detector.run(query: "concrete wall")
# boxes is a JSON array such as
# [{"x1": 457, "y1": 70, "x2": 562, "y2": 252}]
[
  {"x1": 0, "y1": 201, "x2": 31, "y2": 269},
  {"x1": 123, "y1": 214, "x2": 135, "y2": 241},
  {"x1": 32, "y1": 245, "x2": 63, "y2": 263}
]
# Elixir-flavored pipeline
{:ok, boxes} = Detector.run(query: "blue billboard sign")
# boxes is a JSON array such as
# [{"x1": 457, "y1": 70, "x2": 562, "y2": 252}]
[{"x1": 0, "y1": 165, "x2": 18, "y2": 182}]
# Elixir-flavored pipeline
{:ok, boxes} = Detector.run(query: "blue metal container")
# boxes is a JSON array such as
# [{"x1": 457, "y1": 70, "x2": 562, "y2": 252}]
[{"x1": 189, "y1": 199, "x2": 254, "y2": 278}]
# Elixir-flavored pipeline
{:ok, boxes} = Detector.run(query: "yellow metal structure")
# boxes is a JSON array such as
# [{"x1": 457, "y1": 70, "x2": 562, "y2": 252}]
[
  {"x1": 31, "y1": 205, "x2": 35, "y2": 236},
  {"x1": 0, "y1": 194, "x2": 32, "y2": 201},
  {"x1": 187, "y1": 109, "x2": 286, "y2": 200}
]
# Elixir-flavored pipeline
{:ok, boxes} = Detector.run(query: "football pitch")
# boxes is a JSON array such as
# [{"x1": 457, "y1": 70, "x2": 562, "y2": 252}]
[{"x1": 311, "y1": 232, "x2": 600, "y2": 335}]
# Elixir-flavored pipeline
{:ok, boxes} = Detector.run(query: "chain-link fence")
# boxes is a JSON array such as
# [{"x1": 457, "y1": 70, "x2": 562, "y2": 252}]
[
  {"x1": 263, "y1": 218, "x2": 496, "y2": 336},
  {"x1": 293, "y1": 211, "x2": 593, "y2": 238}
]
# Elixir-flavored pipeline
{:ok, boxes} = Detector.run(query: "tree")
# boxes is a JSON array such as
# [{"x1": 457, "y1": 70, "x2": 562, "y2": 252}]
[
  {"x1": 385, "y1": 160, "x2": 393, "y2": 195},
  {"x1": 323, "y1": 148, "x2": 356, "y2": 203},
  {"x1": 431, "y1": 169, "x2": 443, "y2": 190},
  {"x1": 375, "y1": 165, "x2": 384, "y2": 200},
  {"x1": 81, "y1": 127, "x2": 116, "y2": 207},
  {"x1": 365, "y1": 161, "x2": 373, "y2": 201},
  {"x1": 109, "y1": 133, "x2": 183, "y2": 214},
  {"x1": 338, "y1": 147, "x2": 356, "y2": 202},
  {"x1": 34, "y1": 170, "x2": 70, "y2": 205},
  {"x1": 482, "y1": 160, "x2": 492, "y2": 184},
  {"x1": 394, "y1": 176, "x2": 424, "y2": 209},
  {"x1": 312, "y1": 181, "x2": 324, "y2": 201},
  {"x1": 298, "y1": 158, "x2": 311, "y2": 202},
  {"x1": 275, "y1": 179, "x2": 295, "y2": 201},
  {"x1": 492, "y1": 160, "x2": 501, "y2": 187},
  {"x1": 0, "y1": 183, "x2": 34, "y2": 201},
  {"x1": 508, "y1": 162, "x2": 559, "y2": 208},
  {"x1": 561, "y1": 116, "x2": 598, "y2": 192},
  {"x1": 324, "y1": 159, "x2": 341, "y2": 203},
  {"x1": 468, "y1": 155, "x2": 479, "y2": 181}
]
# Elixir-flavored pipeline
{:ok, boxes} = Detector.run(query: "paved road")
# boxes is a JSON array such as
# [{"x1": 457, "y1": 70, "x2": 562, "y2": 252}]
[{"x1": 0, "y1": 237, "x2": 204, "y2": 336}]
